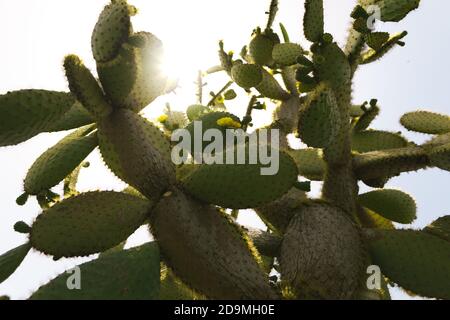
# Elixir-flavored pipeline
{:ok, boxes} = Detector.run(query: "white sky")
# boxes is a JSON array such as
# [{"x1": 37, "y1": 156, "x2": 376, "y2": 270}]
[{"x1": 0, "y1": 0, "x2": 449, "y2": 300}]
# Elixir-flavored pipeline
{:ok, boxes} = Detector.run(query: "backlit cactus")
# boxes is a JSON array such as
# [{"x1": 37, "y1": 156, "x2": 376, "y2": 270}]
[{"x1": 1, "y1": 0, "x2": 449, "y2": 301}]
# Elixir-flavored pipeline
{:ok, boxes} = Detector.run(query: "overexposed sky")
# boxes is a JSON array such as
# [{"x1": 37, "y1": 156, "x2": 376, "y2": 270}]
[{"x1": 0, "y1": 0, "x2": 449, "y2": 300}]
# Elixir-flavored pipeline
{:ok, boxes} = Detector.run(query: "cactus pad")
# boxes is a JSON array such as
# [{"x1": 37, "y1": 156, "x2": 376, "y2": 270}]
[
  {"x1": 401, "y1": 111, "x2": 450, "y2": 134},
  {"x1": 0, "y1": 243, "x2": 31, "y2": 284},
  {"x1": 352, "y1": 130, "x2": 408, "y2": 153},
  {"x1": 304, "y1": 0, "x2": 324, "y2": 42}
]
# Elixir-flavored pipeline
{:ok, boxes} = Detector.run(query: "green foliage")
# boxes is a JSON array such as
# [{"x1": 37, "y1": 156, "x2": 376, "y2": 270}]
[
  {"x1": 30, "y1": 242, "x2": 160, "y2": 300},
  {"x1": 30, "y1": 191, "x2": 151, "y2": 258},
  {"x1": 2, "y1": 0, "x2": 449, "y2": 301}
]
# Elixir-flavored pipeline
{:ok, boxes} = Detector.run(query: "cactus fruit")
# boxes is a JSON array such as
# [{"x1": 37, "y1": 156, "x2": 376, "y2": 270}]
[
  {"x1": 280, "y1": 202, "x2": 366, "y2": 299},
  {"x1": 24, "y1": 125, "x2": 98, "y2": 196},
  {"x1": 98, "y1": 109, "x2": 175, "y2": 199},
  {"x1": 0, "y1": 243, "x2": 31, "y2": 284},
  {"x1": 358, "y1": 189, "x2": 417, "y2": 224},
  {"x1": 30, "y1": 242, "x2": 160, "y2": 300},
  {"x1": 366, "y1": 229, "x2": 450, "y2": 299},
  {"x1": 400, "y1": 111, "x2": 450, "y2": 135},
  {"x1": 149, "y1": 189, "x2": 277, "y2": 299},
  {"x1": 3, "y1": 0, "x2": 450, "y2": 301},
  {"x1": 0, "y1": 90, "x2": 74, "y2": 146},
  {"x1": 30, "y1": 191, "x2": 151, "y2": 258}
]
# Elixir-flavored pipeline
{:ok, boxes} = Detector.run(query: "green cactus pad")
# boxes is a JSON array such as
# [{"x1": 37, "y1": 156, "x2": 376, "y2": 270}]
[
  {"x1": 272, "y1": 43, "x2": 304, "y2": 66},
  {"x1": 424, "y1": 216, "x2": 450, "y2": 243},
  {"x1": 98, "y1": 109, "x2": 175, "y2": 199},
  {"x1": 30, "y1": 191, "x2": 151, "y2": 258},
  {"x1": 64, "y1": 55, "x2": 112, "y2": 118},
  {"x1": 255, "y1": 68, "x2": 290, "y2": 100},
  {"x1": 280, "y1": 202, "x2": 365, "y2": 299},
  {"x1": 361, "y1": 31, "x2": 408, "y2": 64},
  {"x1": 184, "y1": 111, "x2": 241, "y2": 157},
  {"x1": 255, "y1": 187, "x2": 307, "y2": 233},
  {"x1": 91, "y1": 0, "x2": 135, "y2": 62},
  {"x1": 400, "y1": 111, "x2": 450, "y2": 135},
  {"x1": 47, "y1": 101, "x2": 94, "y2": 132},
  {"x1": 353, "y1": 104, "x2": 380, "y2": 132},
  {"x1": 358, "y1": 207, "x2": 395, "y2": 230},
  {"x1": 30, "y1": 242, "x2": 160, "y2": 300},
  {"x1": 352, "y1": 130, "x2": 408, "y2": 153},
  {"x1": 249, "y1": 32, "x2": 277, "y2": 66},
  {"x1": 186, "y1": 104, "x2": 208, "y2": 121},
  {"x1": 429, "y1": 143, "x2": 450, "y2": 171},
  {"x1": 314, "y1": 43, "x2": 351, "y2": 89},
  {"x1": 160, "y1": 265, "x2": 201, "y2": 300},
  {"x1": 180, "y1": 145, "x2": 298, "y2": 209},
  {"x1": 359, "y1": 0, "x2": 420, "y2": 22},
  {"x1": 358, "y1": 189, "x2": 417, "y2": 224},
  {"x1": 354, "y1": 146, "x2": 430, "y2": 181},
  {"x1": 24, "y1": 125, "x2": 98, "y2": 195},
  {"x1": 0, "y1": 90, "x2": 74, "y2": 147},
  {"x1": 231, "y1": 63, "x2": 263, "y2": 89},
  {"x1": 298, "y1": 86, "x2": 341, "y2": 148},
  {"x1": 149, "y1": 188, "x2": 277, "y2": 299},
  {"x1": 288, "y1": 148, "x2": 326, "y2": 181},
  {"x1": 97, "y1": 33, "x2": 167, "y2": 111},
  {"x1": 367, "y1": 229, "x2": 450, "y2": 299},
  {"x1": 0, "y1": 243, "x2": 31, "y2": 284},
  {"x1": 304, "y1": 0, "x2": 324, "y2": 42}
]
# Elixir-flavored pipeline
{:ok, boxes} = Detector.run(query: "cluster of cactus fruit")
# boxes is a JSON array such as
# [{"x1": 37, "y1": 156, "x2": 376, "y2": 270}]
[{"x1": 1, "y1": 0, "x2": 450, "y2": 300}]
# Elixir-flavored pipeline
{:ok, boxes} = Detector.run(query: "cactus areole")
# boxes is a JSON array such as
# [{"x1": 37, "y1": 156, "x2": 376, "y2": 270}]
[{"x1": 1, "y1": 0, "x2": 450, "y2": 302}]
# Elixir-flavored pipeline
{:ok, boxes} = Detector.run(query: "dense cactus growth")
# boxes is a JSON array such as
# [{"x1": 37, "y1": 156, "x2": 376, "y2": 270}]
[{"x1": 1, "y1": 0, "x2": 449, "y2": 300}]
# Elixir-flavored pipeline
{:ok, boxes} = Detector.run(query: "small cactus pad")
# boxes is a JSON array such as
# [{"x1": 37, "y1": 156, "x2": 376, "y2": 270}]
[
  {"x1": 314, "y1": 43, "x2": 351, "y2": 89},
  {"x1": 353, "y1": 104, "x2": 380, "y2": 132},
  {"x1": 351, "y1": 130, "x2": 408, "y2": 153},
  {"x1": 359, "y1": 0, "x2": 420, "y2": 22},
  {"x1": 298, "y1": 86, "x2": 340, "y2": 149},
  {"x1": 30, "y1": 242, "x2": 160, "y2": 300},
  {"x1": 358, "y1": 189, "x2": 417, "y2": 224},
  {"x1": 400, "y1": 111, "x2": 450, "y2": 134},
  {"x1": 97, "y1": 33, "x2": 167, "y2": 111},
  {"x1": 149, "y1": 189, "x2": 277, "y2": 299},
  {"x1": 91, "y1": 0, "x2": 135, "y2": 62},
  {"x1": 272, "y1": 43, "x2": 304, "y2": 66},
  {"x1": 304, "y1": 0, "x2": 324, "y2": 42},
  {"x1": 249, "y1": 32, "x2": 277, "y2": 66},
  {"x1": 98, "y1": 109, "x2": 175, "y2": 199},
  {"x1": 255, "y1": 68, "x2": 290, "y2": 100},
  {"x1": 30, "y1": 191, "x2": 152, "y2": 258},
  {"x1": 280, "y1": 202, "x2": 365, "y2": 299},
  {"x1": 24, "y1": 125, "x2": 98, "y2": 195},
  {"x1": 0, "y1": 90, "x2": 74, "y2": 146},
  {"x1": 361, "y1": 31, "x2": 408, "y2": 64},
  {"x1": 47, "y1": 101, "x2": 94, "y2": 133},
  {"x1": 424, "y1": 216, "x2": 450, "y2": 242},
  {"x1": 429, "y1": 143, "x2": 450, "y2": 171},
  {"x1": 365, "y1": 32, "x2": 390, "y2": 51},
  {"x1": 288, "y1": 148, "x2": 326, "y2": 181},
  {"x1": 231, "y1": 63, "x2": 263, "y2": 89},
  {"x1": 367, "y1": 229, "x2": 450, "y2": 299},
  {"x1": 180, "y1": 146, "x2": 298, "y2": 209},
  {"x1": 0, "y1": 243, "x2": 31, "y2": 284},
  {"x1": 64, "y1": 55, "x2": 112, "y2": 118}
]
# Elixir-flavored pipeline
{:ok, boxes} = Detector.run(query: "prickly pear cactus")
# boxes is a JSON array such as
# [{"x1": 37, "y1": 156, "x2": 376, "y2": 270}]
[{"x1": 1, "y1": 0, "x2": 449, "y2": 301}]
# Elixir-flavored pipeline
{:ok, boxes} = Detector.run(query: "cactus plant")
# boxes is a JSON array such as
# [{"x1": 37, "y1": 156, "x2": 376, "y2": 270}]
[{"x1": 1, "y1": 0, "x2": 449, "y2": 301}]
